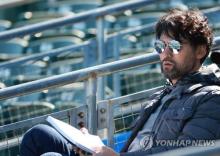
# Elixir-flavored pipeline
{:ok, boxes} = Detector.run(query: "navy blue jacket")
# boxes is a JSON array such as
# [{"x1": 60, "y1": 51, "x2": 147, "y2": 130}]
[{"x1": 120, "y1": 65, "x2": 220, "y2": 156}]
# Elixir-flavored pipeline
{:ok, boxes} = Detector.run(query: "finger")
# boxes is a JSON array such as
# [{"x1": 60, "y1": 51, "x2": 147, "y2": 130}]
[{"x1": 80, "y1": 127, "x2": 89, "y2": 134}]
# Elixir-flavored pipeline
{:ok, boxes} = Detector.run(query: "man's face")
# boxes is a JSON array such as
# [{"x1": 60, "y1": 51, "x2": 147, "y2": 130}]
[{"x1": 159, "y1": 33, "x2": 201, "y2": 84}]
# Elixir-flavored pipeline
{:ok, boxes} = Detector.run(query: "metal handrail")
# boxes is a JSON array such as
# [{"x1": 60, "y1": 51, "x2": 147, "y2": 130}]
[
  {"x1": 0, "y1": 0, "x2": 164, "y2": 149},
  {"x1": 0, "y1": 0, "x2": 163, "y2": 137},
  {"x1": 0, "y1": 0, "x2": 164, "y2": 40},
  {"x1": 0, "y1": 53, "x2": 159, "y2": 100},
  {"x1": 0, "y1": 105, "x2": 86, "y2": 133},
  {"x1": 0, "y1": 0, "x2": 163, "y2": 100},
  {"x1": 0, "y1": 85, "x2": 162, "y2": 149}
]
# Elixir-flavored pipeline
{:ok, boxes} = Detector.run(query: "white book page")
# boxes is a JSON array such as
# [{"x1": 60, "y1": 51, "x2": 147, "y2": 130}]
[{"x1": 46, "y1": 116, "x2": 105, "y2": 154}]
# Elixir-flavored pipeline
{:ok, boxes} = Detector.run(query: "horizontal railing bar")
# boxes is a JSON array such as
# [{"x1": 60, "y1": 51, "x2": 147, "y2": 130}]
[
  {"x1": 0, "y1": 106, "x2": 84, "y2": 133},
  {"x1": 0, "y1": 136, "x2": 22, "y2": 150},
  {"x1": 0, "y1": 53, "x2": 159, "y2": 100},
  {"x1": 0, "y1": 87, "x2": 163, "y2": 133},
  {"x1": 109, "y1": 23, "x2": 155, "y2": 38},
  {"x1": 0, "y1": 0, "x2": 164, "y2": 40},
  {"x1": 0, "y1": 87, "x2": 164, "y2": 147},
  {"x1": 98, "y1": 86, "x2": 163, "y2": 106}
]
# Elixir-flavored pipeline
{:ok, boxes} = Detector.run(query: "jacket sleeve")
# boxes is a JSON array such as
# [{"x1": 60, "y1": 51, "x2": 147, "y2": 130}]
[{"x1": 120, "y1": 90, "x2": 220, "y2": 156}]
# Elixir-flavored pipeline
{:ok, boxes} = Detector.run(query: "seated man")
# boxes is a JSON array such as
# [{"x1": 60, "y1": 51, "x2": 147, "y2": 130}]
[{"x1": 20, "y1": 9, "x2": 220, "y2": 156}]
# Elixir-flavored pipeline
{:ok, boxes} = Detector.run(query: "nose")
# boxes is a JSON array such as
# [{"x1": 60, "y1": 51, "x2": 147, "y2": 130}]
[{"x1": 159, "y1": 45, "x2": 172, "y2": 60}]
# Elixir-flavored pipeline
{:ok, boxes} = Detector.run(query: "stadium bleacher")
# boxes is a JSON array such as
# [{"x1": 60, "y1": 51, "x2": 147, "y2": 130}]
[{"x1": 0, "y1": 0, "x2": 220, "y2": 155}]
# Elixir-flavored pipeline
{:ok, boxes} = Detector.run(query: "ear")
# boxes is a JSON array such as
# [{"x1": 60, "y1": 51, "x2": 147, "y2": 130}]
[{"x1": 195, "y1": 45, "x2": 207, "y2": 60}]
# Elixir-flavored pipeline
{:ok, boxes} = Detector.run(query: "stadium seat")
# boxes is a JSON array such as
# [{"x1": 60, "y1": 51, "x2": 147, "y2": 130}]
[
  {"x1": 0, "y1": 19, "x2": 11, "y2": 31},
  {"x1": 14, "y1": 11, "x2": 68, "y2": 28},
  {"x1": 25, "y1": 36, "x2": 82, "y2": 54},
  {"x1": 46, "y1": 0, "x2": 103, "y2": 13},
  {"x1": 0, "y1": 38, "x2": 28, "y2": 61}
]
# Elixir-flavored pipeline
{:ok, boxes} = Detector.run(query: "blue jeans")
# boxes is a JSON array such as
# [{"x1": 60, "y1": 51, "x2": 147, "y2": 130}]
[{"x1": 20, "y1": 124, "x2": 77, "y2": 156}]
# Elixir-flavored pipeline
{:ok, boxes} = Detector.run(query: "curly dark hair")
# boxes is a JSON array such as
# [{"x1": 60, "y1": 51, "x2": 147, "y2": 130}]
[{"x1": 155, "y1": 9, "x2": 213, "y2": 64}]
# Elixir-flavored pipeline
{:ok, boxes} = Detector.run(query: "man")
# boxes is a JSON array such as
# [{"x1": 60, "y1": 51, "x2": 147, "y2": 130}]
[{"x1": 20, "y1": 9, "x2": 220, "y2": 156}]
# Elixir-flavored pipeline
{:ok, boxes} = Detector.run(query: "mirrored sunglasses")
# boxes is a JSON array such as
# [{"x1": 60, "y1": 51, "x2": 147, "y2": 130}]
[{"x1": 154, "y1": 40, "x2": 181, "y2": 54}]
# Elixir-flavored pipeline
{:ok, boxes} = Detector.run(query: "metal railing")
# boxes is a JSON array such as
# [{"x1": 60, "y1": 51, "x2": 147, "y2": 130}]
[
  {"x1": 0, "y1": 86, "x2": 162, "y2": 154},
  {"x1": 0, "y1": 53, "x2": 160, "y2": 155},
  {"x1": 0, "y1": 52, "x2": 160, "y2": 133},
  {"x1": 0, "y1": 0, "x2": 162, "y2": 40},
  {"x1": 0, "y1": 22, "x2": 155, "y2": 70},
  {"x1": 0, "y1": 0, "x2": 219, "y2": 155},
  {"x1": 0, "y1": 53, "x2": 159, "y2": 100},
  {"x1": 0, "y1": 0, "x2": 165, "y2": 100},
  {"x1": 0, "y1": 1, "x2": 163, "y2": 154},
  {"x1": 0, "y1": 22, "x2": 156, "y2": 100},
  {"x1": 0, "y1": 105, "x2": 88, "y2": 152}
]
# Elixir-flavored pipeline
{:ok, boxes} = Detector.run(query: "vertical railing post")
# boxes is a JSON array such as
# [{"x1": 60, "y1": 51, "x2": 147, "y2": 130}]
[
  {"x1": 84, "y1": 41, "x2": 98, "y2": 133},
  {"x1": 86, "y1": 74, "x2": 98, "y2": 134},
  {"x1": 97, "y1": 100, "x2": 115, "y2": 148},
  {"x1": 96, "y1": 17, "x2": 105, "y2": 100},
  {"x1": 113, "y1": 35, "x2": 121, "y2": 97},
  {"x1": 107, "y1": 102, "x2": 115, "y2": 148}
]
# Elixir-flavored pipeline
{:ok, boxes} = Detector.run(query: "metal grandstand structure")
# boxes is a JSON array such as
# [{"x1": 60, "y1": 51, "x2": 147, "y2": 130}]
[
  {"x1": 0, "y1": 0, "x2": 220, "y2": 155},
  {"x1": 0, "y1": 0, "x2": 164, "y2": 155}
]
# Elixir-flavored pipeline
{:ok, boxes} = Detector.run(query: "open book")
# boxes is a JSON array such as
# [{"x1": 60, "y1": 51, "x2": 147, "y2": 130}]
[{"x1": 46, "y1": 116, "x2": 105, "y2": 154}]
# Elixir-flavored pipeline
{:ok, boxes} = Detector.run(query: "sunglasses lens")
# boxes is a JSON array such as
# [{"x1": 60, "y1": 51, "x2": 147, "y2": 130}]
[
  {"x1": 154, "y1": 40, "x2": 181, "y2": 54},
  {"x1": 154, "y1": 40, "x2": 164, "y2": 54},
  {"x1": 169, "y1": 40, "x2": 181, "y2": 54}
]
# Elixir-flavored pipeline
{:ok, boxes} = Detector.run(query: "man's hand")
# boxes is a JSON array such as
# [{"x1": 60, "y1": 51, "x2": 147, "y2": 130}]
[
  {"x1": 80, "y1": 127, "x2": 89, "y2": 134},
  {"x1": 93, "y1": 146, "x2": 119, "y2": 156},
  {"x1": 73, "y1": 127, "x2": 90, "y2": 156}
]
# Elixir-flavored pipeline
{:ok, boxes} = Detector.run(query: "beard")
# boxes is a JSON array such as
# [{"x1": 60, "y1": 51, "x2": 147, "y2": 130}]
[{"x1": 160, "y1": 59, "x2": 197, "y2": 81}]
